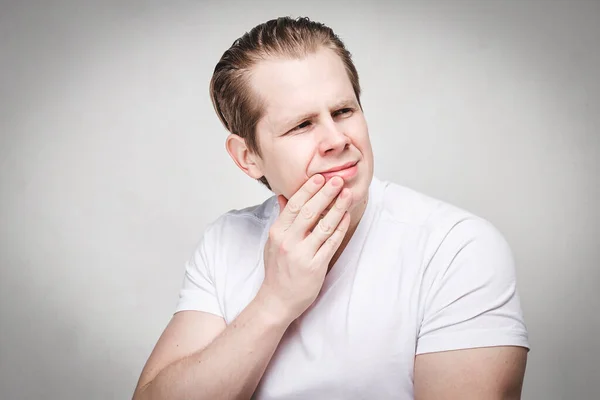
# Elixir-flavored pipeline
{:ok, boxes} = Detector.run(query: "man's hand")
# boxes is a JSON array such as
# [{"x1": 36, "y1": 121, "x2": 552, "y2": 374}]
[
  {"x1": 258, "y1": 174, "x2": 352, "y2": 324},
  {"x1": 133, "y1": 176, "x2": 352, "y2": 400}
]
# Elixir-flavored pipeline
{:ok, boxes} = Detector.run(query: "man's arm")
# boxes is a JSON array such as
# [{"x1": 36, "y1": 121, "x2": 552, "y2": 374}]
[
  {"x1": 413, "y1": 214, "x2": 530, "y2": 399},
  {"x1": 133, "y1": 174, "x2": 353, "y2": 399},
  {"x1": 133, "y1": 292, "x2": 290, "y2": 400},
  {"x1": 414, "y1": 346, "x2": 528, "y2": 400}
]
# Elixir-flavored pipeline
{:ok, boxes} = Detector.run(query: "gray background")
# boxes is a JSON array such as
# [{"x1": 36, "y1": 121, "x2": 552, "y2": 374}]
[{"x1": 1, "y1": 0, "x2": 598, "y2": 399}]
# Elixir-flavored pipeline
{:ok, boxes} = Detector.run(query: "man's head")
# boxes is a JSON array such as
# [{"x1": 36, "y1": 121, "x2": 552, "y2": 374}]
[{"x1": 210, "y1": 16, "x2": 374, "y2": 213}]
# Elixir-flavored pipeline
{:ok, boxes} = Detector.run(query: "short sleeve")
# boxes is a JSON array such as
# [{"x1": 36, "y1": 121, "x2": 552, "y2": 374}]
[
  {"x1": 174, "y1": 228, "x2": 223, "y2": 317},
  {"x1": 416, "y1": 217, "x2": 530, "y2": 355}
]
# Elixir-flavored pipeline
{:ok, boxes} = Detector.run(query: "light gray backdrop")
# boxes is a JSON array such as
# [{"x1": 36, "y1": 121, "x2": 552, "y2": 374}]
[{"x1": 1, "y1": 1, "x2": 598, "y2": 399}]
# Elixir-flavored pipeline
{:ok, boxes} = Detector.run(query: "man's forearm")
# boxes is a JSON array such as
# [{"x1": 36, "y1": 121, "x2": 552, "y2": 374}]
[{"x1": 135, "y1": 293, "x2": 291, "y2": 400}]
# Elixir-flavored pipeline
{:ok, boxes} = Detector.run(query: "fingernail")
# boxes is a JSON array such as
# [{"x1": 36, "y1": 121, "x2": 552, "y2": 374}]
[
  {"x1": 313, "y1": 174, "x2": 324, "y2": 184},
  {"x1": 331, "y1": 177, "x2": 342, "y2": 187}
]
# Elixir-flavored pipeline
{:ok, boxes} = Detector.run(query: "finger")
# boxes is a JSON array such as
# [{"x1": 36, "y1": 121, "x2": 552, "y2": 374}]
[
  {"x1": 277, "y1": 195, "x2": 287, "y2": 213},
  {"x1": 303, "y1": 187, "x2": 352, "y2": 252},
  {"x1": 286, "y1": 176, "x2": 345, "y2": 241},
  {"x1": 273, "y1": 174, "x2": 325, "y2": 231},
  {"x1": 312, "y1": 211, "x2": 351, "y2": 265}
]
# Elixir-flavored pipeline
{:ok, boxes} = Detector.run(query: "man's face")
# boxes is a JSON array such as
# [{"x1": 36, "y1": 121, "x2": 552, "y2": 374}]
[{"x1": 248, "y1": 47, "x2": 374, "y2": 211}]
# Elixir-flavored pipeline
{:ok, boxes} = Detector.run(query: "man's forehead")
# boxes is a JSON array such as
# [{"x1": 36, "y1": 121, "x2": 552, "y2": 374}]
[
  {"x1": 252, "y1": 69, "x2": 356, "y2": 122},
  {"x1": 249, "y1": 49, "x2": 356, "y2": 129}
]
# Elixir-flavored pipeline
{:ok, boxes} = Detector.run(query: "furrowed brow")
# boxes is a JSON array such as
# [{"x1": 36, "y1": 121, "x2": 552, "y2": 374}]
[
  {"x1": 279, "y1": 111, "x2": 319, "y2": 132},
  {"x1": 276, "y1": 97, "x2": 358, "y2": 134},
  {"x1": 330, "y1": 98, "x2": 357, "y2": 110}
]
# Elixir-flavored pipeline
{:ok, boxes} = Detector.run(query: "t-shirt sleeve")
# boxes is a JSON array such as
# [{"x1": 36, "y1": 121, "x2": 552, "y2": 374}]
[
  {"x1": 416, "y1": 217, "x2": 530, "y2": 355},
  {"x1": 174, "y1": 227, "x2": 223, "y2": 318}
]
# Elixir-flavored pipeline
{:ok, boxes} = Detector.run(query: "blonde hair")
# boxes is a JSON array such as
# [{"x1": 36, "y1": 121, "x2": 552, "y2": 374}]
[{"x1": 210, "y1": 16, "x2": 362, "y2": 190}]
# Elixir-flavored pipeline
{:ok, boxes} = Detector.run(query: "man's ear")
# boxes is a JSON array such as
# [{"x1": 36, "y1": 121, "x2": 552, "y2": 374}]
[{"x1": 225, "y1": 133, "x2": 264, "y2": 179}]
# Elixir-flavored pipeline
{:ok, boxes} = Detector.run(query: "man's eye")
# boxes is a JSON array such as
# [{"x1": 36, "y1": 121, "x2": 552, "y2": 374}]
[
  {"x1": 294, "y1": 121, "x2": 311, "y2": 131},
  {"x1": 333, "y1": 108, "x2": 353, "y2": 117}
]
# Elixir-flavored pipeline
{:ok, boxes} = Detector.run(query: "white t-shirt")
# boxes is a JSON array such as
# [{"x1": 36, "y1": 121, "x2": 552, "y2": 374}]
[{"x1": 176, "y1": 176, "x2": 530, "y2": 399}]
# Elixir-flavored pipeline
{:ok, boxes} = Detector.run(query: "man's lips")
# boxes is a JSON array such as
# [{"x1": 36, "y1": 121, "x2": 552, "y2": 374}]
[
  {"x1": 320, "y1": 161, "x2": 359, "y2": 182},
  {"x1": 320, "y1": 161, "x2": 357, "y2": 174}
]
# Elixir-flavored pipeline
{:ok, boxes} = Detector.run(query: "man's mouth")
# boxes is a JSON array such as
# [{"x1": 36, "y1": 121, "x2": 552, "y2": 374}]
[{"x1": 320, "y1": 161, "x2": 359, "y2": 182}]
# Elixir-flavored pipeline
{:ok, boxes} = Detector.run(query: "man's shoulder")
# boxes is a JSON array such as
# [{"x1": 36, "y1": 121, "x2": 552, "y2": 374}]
[
  {"x1": 376, "y1": 178, "x2": 508, "y2": 257},
  {"x1": 203, "y1": 195, "x2": 277, "y2": 245},
  {"x1": 220, "y1": 195, "x2": 278, "y2": 223},
  {"x1": 377, "y1": 178, "x2": 478, "y2": 230}
]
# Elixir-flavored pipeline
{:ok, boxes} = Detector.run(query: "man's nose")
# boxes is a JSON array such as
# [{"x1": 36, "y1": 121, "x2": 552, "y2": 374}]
[{"x1": 318, "y1": 119, "x2": 350, "y2": 155}]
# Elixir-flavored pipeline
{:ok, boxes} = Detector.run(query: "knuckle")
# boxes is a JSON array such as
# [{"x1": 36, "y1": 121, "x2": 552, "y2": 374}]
[
  {"x1": 301, "y1": 206, "x2": 315, "y2": 220},
  {"x1": 301, "y1": 184, "x2": 314, "y2": 196},
  {"x1": 334, "y1": 200, "x2": 347, "y2": 211},
  {"x1": 317, "y1": 218, "x2": 333, "y2": 234},
  {"x1": 278, "y1": 240, "x2": 290, "y2": 254},
  {"x1": 287, "y1": 200, "x2": 302, "y2": 213},
  {"x1": 268, "y1": 227, "x2": 280, "y2": 241},
  {"x1": 326, "y1": 237, "x2": 339, "y2": 247}
]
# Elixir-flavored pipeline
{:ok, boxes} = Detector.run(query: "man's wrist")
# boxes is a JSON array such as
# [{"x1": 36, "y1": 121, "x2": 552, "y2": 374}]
[{"x1": 251, "y1": 289, "x2": 294, "y2": 330}]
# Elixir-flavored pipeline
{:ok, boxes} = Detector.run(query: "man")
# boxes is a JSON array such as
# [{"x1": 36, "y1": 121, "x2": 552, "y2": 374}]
[{"x1": 133, "y1": 16, "x2": 529, "y2": 400}]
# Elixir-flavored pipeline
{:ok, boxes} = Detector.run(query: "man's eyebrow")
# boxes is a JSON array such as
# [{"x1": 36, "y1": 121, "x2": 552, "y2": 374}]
[
  {"x1": 330, "y1": 98, "x2": 358, "y2": 110},
  {"x1": 277, "y1": 98, "x2": 358, "y2": 132},
  {"x1": 278, "y1": 111, "x2": 319, "y2": 132}
]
